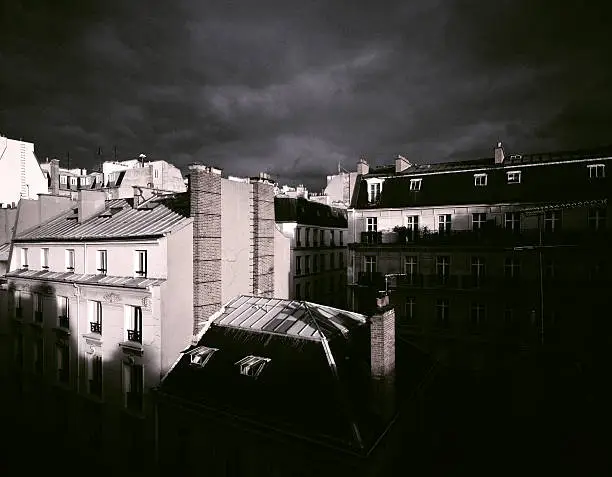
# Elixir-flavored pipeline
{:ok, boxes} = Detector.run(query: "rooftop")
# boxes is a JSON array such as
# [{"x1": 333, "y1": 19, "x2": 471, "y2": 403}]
[
  {"x1": 5, "y1": 268, "x2": 165, "y2": 288},
  {"x1": 275, "y1": 196, "x2": 348, "y2": 228}
]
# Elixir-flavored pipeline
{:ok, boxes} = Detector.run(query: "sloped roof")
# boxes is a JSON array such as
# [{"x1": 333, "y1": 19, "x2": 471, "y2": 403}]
[
  {"x1": 275, "y1": 197, "x2": 348, "y2": 227},
  {"x1": 159, "y1": 295, "x2": 393, "y2": 455},
  {"x1": 353, "y1": 152, "x2": 611, "y2": 209},
  {"x1": 13, "y1": 199, "x2": 192, "y2": 242},
  {"x1": 6, "y1": 268, "x2": 165, "y2": 288},
  {"x1": 0, "y1": 242, "x2": 11, "y2": 261}
]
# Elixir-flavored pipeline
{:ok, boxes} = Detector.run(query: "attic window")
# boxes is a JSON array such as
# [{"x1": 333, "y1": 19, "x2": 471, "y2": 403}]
[
  {"x1": 507, "y1": 171, "x2": 521, "y2": 184},
  {"x1": 366, "y1": 178, "x2": 383, "y2": 203},
  {"x1": 474, "y1": 173, "x2": 487, "y2": 187},
  {"x1": 588, "y1": 164, "x2": 605, "y2": 179},
  {"x1": 235, "y1": 356, "x2": 271, "y2": 378},
  {"x1": 409, "y1": 178, "x2": 422, "y2": 191},
  {"x1": 186, "y1": 346, "x2": 218, "y2": 368}
]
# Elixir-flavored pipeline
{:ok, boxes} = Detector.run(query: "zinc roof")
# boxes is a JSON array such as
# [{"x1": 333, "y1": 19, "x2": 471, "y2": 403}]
[{"x1": 6, "y1": 268, "x2": 165, "y2": 288}]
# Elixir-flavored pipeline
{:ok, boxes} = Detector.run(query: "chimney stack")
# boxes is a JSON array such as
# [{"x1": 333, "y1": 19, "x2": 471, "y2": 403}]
[
  {"x1": 369, "y1": 294, "x2": 396, "y2": 421},
  {"x1": 50, "y1": 159, "x2": 60, "y2": 196},
  {"x1": 357, "y1": 156, "x2": 369, "y2": 175},
  {"x1": 190, "y1": 164, "x2": 223, "y2": 335},
  {"x1": 395, "y1": 155, "x2": 411, "y2": 173},
  {"x1": 250, "y1": 175, "x2": 275, "y2": 297},
  {"x1": 494, "y1": 142, "x2": 505, "y2": 164},
  {"x1": 78, "y1": 190, "x2": 106, "y2": 223}
]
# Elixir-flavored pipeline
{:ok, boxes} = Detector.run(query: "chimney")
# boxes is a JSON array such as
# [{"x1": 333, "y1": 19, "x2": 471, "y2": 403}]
[
  {"x1": 78, "y1": 190, "x2": 106, "y2": 223},
  {"x1": 395, "y1": 155, "x2": 411, "y2": 173},
  {"x1": 190, "y1": 164, "x2": 223, "y2": 335},
  {"x1": 50, "y1": 159, "x2": 60, "y2": 196},
  {"x1": 250, "y1": 174, "x2": 275, "y2": 297},
  {"x1": 368, "y1": 294, "x2": 396, "y2": 421},
  {"x1": 494, "y1": 142, "x2": 505, "y2": 164},
  {"x1": 357, "y1": 156, "x2": 369, "y2": 175}
]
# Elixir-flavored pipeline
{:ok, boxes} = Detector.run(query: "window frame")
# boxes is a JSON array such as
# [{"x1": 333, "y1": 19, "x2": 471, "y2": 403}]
[
  {"x1": 409, "y1": 178, "x2": 422, "y2": 191},
  {"x1": 134, "y1": 250, "x2": 147, "y2": 278},
  {"x1": 587, "y1": 163, "x2": 605, "y2": 179},
  {"x1": 405, "y1": 297, "x2": 416, "y2": 321},
  {"x1": 65, "y1": 249, "x2": 75, "y2": 272},
  {"x1": 366, "y1": 217, "x2": 378, "y2": 232},
  {"x1": 473, "y1": 173, "x2": 487, "y2": 187},
  {"x1": 126, "y1": 305, "x2": 143, "y2": 343},
  {"x1": 507, "y1": 170, "x2": 521, "y2": 184},
  {"x1": 472, "y1": 213, "x2": 486, "y2": 230},
  {"x1": 364, "y1": 255, "x2": 377, "y2": 274},
  {"x1": 97, "y1": 250, "x2": 108, "y2": 275},
  {"x1": 41, "y1": 248, "x2": 49, "y2": 269},
  {"x1": 21, "y1": 248, "x2": 29, "y2": 269}
]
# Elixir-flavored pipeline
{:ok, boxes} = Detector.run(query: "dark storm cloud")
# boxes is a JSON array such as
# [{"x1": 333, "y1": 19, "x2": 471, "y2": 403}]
[{"x1": 1, "y1": 0, "x2": 610, "y2": 190}]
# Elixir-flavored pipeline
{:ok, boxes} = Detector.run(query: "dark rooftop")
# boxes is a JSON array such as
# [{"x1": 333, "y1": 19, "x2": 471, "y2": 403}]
[{"x1": 275, "y1": 197, "x2": 348, "y2": 228}]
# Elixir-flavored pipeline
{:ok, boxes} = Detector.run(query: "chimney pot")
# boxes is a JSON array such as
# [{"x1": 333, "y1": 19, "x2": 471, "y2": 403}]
[
  {"x1": 357, "y1": 156, "x2": 369, "y2": 175},
  {"x1": 494, "y1": 142, "x2": 505, "y2": 164},
  {"x1": 395, "y1": 155, "x2": 411, "y2": 173}
]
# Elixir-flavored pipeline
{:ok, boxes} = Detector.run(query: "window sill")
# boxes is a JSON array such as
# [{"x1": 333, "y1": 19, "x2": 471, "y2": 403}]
[
  {"x1": 83, "y1": 333, "x2": 103, "y2": 346},
  {"x1": 53, "y1": 326, "x2": 71, "y2": 336},
  {"x1": 119, "y1": 340, "x2": 144, "y2": 356}
]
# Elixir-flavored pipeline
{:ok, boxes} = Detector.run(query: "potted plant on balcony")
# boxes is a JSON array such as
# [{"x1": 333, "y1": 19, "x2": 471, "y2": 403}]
[{"x1": 393, "y1": 225, "x2": 408, "y2": 243}]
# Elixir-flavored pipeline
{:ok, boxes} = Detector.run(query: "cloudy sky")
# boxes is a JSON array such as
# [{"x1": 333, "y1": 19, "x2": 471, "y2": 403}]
[{"x1": 1, "y1": 1, "x2": 611, "y2": 190}]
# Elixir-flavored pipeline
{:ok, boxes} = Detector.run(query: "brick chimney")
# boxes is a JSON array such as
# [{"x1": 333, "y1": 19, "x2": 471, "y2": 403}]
[
  {"x1": 250, "y1": 175, "x2": 275, "y2": 297},
  {"x1": 369, "y1": 294, "x2": 396, "y2": 421},
  {"x1": 395, "y1": 155, "x2": 411, "y2": 173},
  {"x1": 357, "y1": 156, "x2": 369, "y2": 175},
  {"x1": 494, "y1": 142, "x2": 505, "y2": 164},
  {"x1": 78, "y1": 190, "x2": 106, "y2": 223},
  {"x1": 190, "y1": 164, "x2": 223, "y2": 335},
  {"x1": 49, "y1": 159, "x2": 60, "y2": 196}
]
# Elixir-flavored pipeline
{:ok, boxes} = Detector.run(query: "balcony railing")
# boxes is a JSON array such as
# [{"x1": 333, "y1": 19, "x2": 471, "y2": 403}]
[
  {"x1": 392, "y1": 274, "x2": 536, "y2": 291},
  {"x1": 90, "y1": 322, "x2": 102, "y2": 334},
  {"x1": 127, "y1": 330, "x2": 142, "y2": 343},
  {"x1": 58, "y1": 316, "x2": 69, "y2": 329},
  {"x1": 361, "y1": 231, "x2": 382, "y2": 244}
]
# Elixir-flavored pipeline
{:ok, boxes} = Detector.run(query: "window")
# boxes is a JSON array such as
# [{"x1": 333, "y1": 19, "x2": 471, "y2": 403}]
[
  {"x1": 41, "y1": 248, "x2": 49, "y2": 269},
  {"x1": 470, "y1": 303, "x2": 486, "y2": 327},
  {"x1": 474, "y1": 173, "x2": 487, "y2": 186},
  {"x1": 57, "y1": 296, "x2": 69, "y2": 328},
  {"x1": 33, "y1": 338, "x2": 44, "y2": 375},
  {"x1": 436, "y1": 299, "x2": 449, "y2": 327},
  {"x1": 339, "y1": 231, "x2": 344, "y2": 246},
  {"x1": 33, "y1": 293, "x2": 43, "y2": 323},
  {"x1": 471, "y1": 257, "x2": 485, "y2": 284},
  {"x1": 235, "y1": 356, "x2": 271, "y2": 378},
  {"x1": 126, "y1": 306, "x2": 143, "y2": 343},
  {"x1": 90, "y1": 301, "x2": 102, "y2": 334},
  {"x1": 60, "y1": 175, "x2": 67, "y2": 185},
  {"x1": 545, "y1": 259, "x2": 556, "y2": 279},
  {"x1": 154, "y1": 169, "x2": 159, "y2": 179},
  {"x1": 507, "y1": 170, "x2": 521, "y2": 184},
  {"x1": 123, "y1": 363, "x2": 144, "y2": 412},
  {"x1": 406, "y1": 215, "x2": 419, "y2": 231},
  {"x1": 296, "y1": 256, "x2": 302, "y2": 275},
  {"x1": 96, "y1": 250, "x2": 108, "y2": 275},
  {"x1": 405, "y1": 297, "x2": 416, "y2": 320},
  {"x1": 14, "y1": 291, "x2": 23, "y2": 319},
  {"x1": 187, "y1": 346, "x2": 218, "y2": 368},
  {"x1": 56, "y1": 343, "x2": 70, "y2": 384},
  {"x1": 296, "y1": 227, "x2": 302, "y2": 247},
  {"x1": 339, "y1": 252, "x2": 344, "y2": 268},
  {"x1": 504, "y1": 257, "x2": 520, "y2": 278},
  {"x1": 313, "y1": 228, "x2": 319, "y2": 247},
  {"x1": 65, "y1": 249, "x2": 75, "y2": 272},
  {"x1": 588, "y1": 164, "x2": 605, "y2": 179},
  {"x1": 588, "y1": 208, "x2": 607, "y2": 231},
  {"x1": 319, "y1": 253, "x2": 326, "y2": 270},
  {"x1": 472, "y1": 213, "x2": 486, "y2": 230},
  {"x1": 305, "y1": 282, "x2": 311, "y2": 300},
  {"x1": 330, "y1": 230, "x2": 335, "y2": 246},
  {"x1": 134, "y1": 250, "x2": 147, "y2": 278},
  {"x1": 368, "y1": 182, "x2": 381, "y2": 203},
  {"x1": 20, "y1": 248, "x2": 29, "y2": 269},
  {"x1": 438, "y1": 214, "x2": 451, "y2": 234},
  {"x1": 409, "y1": 178, "x2": 422, "y2": 191},
  {"x1": 504, "y1": 212, "x2": 520, "y2": 232},
  {"x1": 364, "y1": 255, "x2": 377, "y2": 273},
  {"x1": 70, "y1": 177, "x2": 77, "y2": 186},
  {"x1": 89, "y1": 355, "x2": 103, "y2": 397},
  {"x1": 305, "y1": 228, "x2": 311, "y2": 247},
  {"x1": 366, "y1": 217, "x2": 378, "y2": 232},
  {"x1": 404, "y1": 256, "x2": 418, "y2": 277},
  {"x1": 330, "y1": 253, "x2": 335, "y2": 269},
  {"x1": 320, "y1": 229, "x2": 325, "y2": 246},
  {"x1": 14, "y1": 332, "x2": 24, "y2": 368},
  {"x1": 295, "y1": 283, "x2": 301, "y2": 300},
  {"x1": 436, "y1": 256, "x2": 450, "y2": 280},
  {"x1": 313, "y1": 255, "x2": 319, "y2": 273},
  {"x1": 305, "y1": 255, "x2": 311, "y2": 274},
  {"x1": 544, "y1": 211, "x2": 562, "y2": 233}
]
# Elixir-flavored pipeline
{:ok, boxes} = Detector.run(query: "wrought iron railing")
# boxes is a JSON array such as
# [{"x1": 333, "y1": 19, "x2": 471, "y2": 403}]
[
  {"x1": 127, "y1": 330, "x2": 142, "y2": 343},
  {"x1": 90, "y1": 322, "x2": 102, "y2": 334}
]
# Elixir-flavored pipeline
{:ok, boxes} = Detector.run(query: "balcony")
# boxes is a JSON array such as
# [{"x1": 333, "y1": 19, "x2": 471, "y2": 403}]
[
  {"x1": 58, "y1": 316, "x2": 69, "y2": 329},
  {"x1": 127, "y1": 330, "x2": 142, "y2": 343},
  {"x1": 361, "y1": 231, "x2": 382, "y2": 244},
  {"x1": 90, "y1": 322, "x2": 102, "y2": 334}
]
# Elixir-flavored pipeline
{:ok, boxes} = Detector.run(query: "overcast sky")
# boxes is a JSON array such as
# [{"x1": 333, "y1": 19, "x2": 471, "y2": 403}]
[{"x1": 1, "y1": 1, "x2": 611, "y2": 190}]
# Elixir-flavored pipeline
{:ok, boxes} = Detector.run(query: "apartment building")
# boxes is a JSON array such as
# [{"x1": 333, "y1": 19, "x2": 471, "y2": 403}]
[
  {"x1": 0, "y1": 135, "x2": 48, "y2": 206},
  {"x1": 0, "y1": 189, "x2": 193, "y2": 467},
  {"x1": 348, "y1": 144, "x2": 610, "y2": 369},
  {"x1": 275, "y1": 197, "x2": 348, "y2": 308}
]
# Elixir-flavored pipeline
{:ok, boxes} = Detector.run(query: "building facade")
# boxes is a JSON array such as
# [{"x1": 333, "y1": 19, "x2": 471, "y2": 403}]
[
  {"x1": 275, "y1": 197, "x2": 348, "y2": 308},
  {"x1": 348, "y1": 145, "x2": 610, "y2": 369},
  {"x1": 0, "y1": 135, "x2": 48, "y2": 206},
  {"x1": 0, "y1": 189, "x2": 193, "y2": 469}
]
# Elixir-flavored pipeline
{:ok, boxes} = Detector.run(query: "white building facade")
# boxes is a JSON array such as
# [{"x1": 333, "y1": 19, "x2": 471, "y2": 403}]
[{"x1": 0, "y1": 135, "x2": 48, "y2": 206}]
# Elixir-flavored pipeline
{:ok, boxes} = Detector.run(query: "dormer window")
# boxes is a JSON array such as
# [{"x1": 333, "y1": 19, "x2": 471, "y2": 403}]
[
  {"x1": 366, "y1": 179, "x2": 384, "y2": 203},
  {"x1": 588, "y1": 164, "x2": 605, "y2": 179},
  {"x1": 70, "y1": 177, "x2": 77, "y2": 186},
  {"x1": 474, "y1": 173, "x2": 487, "y2": 187},
  {"x1": 60, "y1": 175, "x2": 67, "y2": 185},
  {"x1": 187, "y1": 346, "x2": 218, "y2": 368},
  {"x1": 507, "y1": 171, "x2": 521, "y2": 184},
  {"x1": 409, "y1": 178, "x2": 422, "y2": 191},
  {"x1": 235, "y1": 356, "x2": 271, "y2": 378}
]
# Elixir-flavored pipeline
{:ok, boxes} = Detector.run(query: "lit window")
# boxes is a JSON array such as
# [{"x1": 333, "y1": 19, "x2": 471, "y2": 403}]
[
  {"x1": 187, "y1": 346, "x2": 218, "y2": 367},
  {"x1": 368, "y1": 182, "x2": 381, "y2": 203},
  {"x1": 89, "y1": 301, "x2": 102, "y2": 334},
  {"x1": 65, "y1": 249, "x2": 75, "y2": 272},
  {"x1": 507, "y1": 170, "x2": 521, "y2": 184},
  {"x1": 134, "y1": 250, "x2": 147, "y2": 278},
  {"x1": 364, "y1": 255, "x2": 377, "y2": 273},
  {"x1": 126, "y1": 305, "x2": 143, "y2": 343},
  {"x1": 587, "y1": 164, "x2": 605, "y2": 179},
  {"x1": 474, "y1": 173, "x2": 487, "y2": 186},
  {"x1": 41, "y1": 248, "x2": 49, "y2": 269},
  {"x1": 235, "y1": 356, "x2": 271, "y2": 378},
  {"x1": 409, "y1": 178, "x2": 422, "y2": 191},
  {"x1": 20, "y1": 248, "x2": 29, "y2": 269}
]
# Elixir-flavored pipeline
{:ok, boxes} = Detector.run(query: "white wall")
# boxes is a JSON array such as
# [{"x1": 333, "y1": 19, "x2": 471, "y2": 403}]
[
  {"x1": 0, "y1": 136, "x2": 48, "y2": 205},
  {"x1": 273, "y1": 226, "x2": 291, "y2": 299}
]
